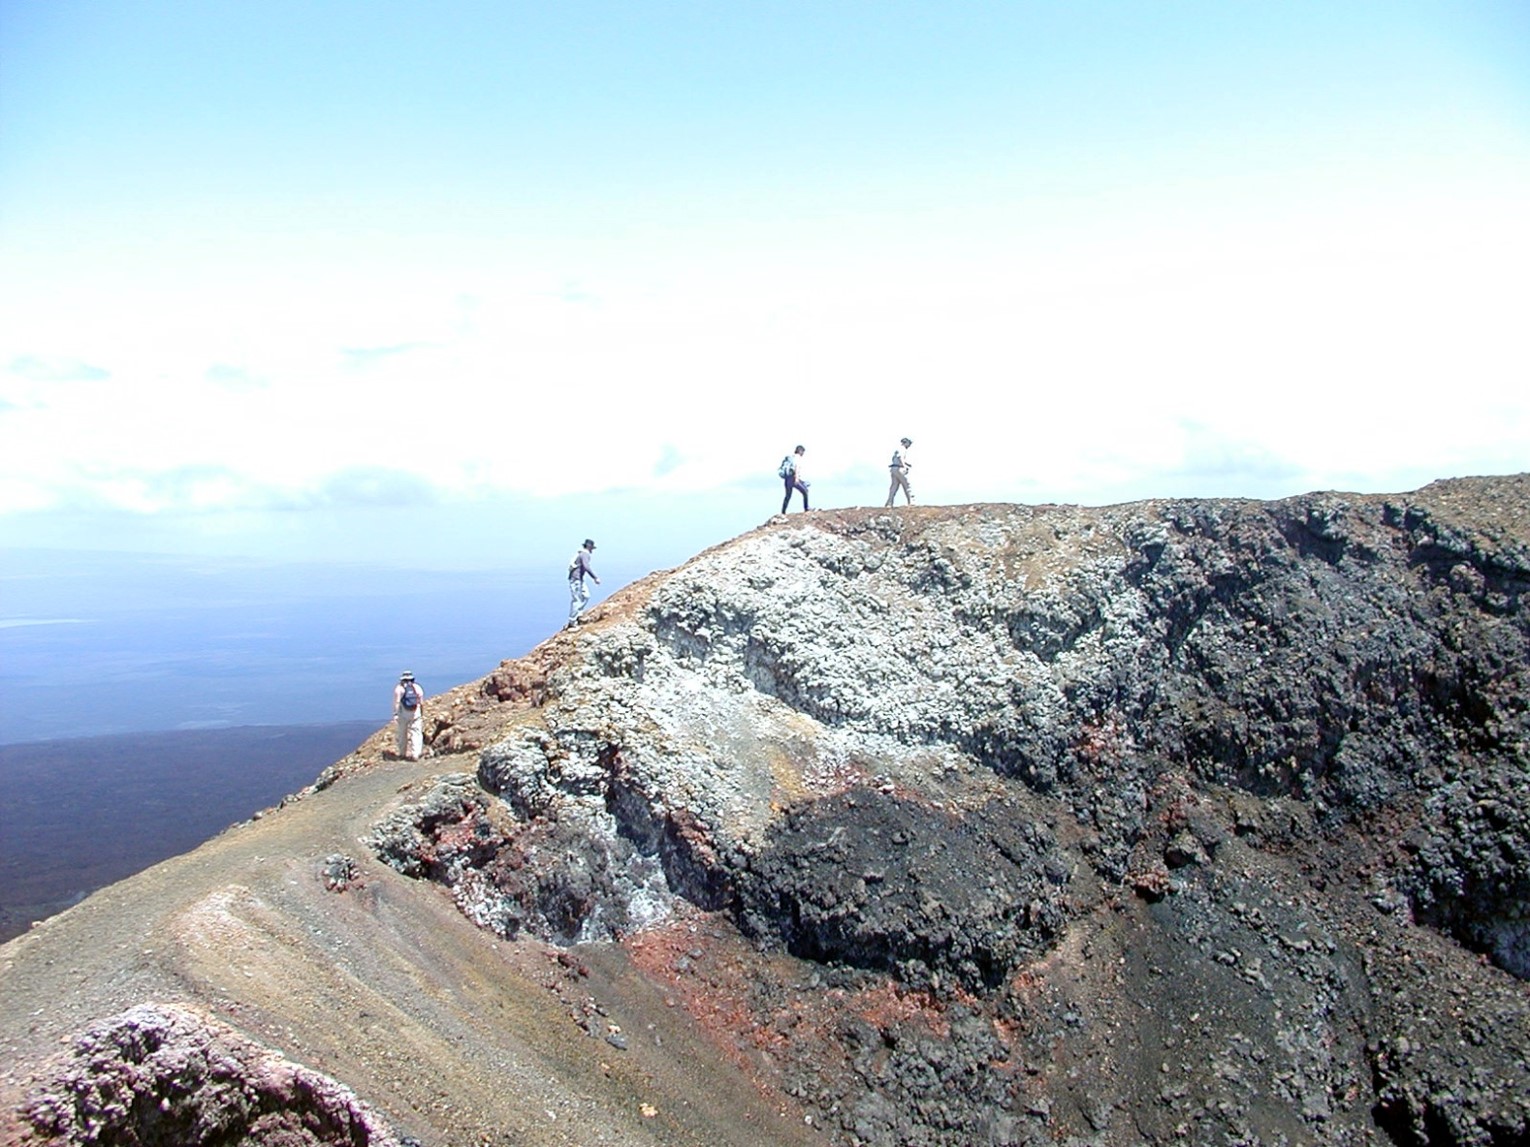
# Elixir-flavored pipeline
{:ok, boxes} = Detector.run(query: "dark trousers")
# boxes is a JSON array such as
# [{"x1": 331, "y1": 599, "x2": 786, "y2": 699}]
[{"x1": 782, "y1": 476, "x2": 809, "y2": 513}]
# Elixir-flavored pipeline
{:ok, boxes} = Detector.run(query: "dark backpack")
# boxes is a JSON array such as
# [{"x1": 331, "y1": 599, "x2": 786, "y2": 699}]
[
  {"x1": 401, "y1": 682, "x2": 420, "y2": 710},
  {"x1": 778, "y1": 455, "x2": 795, "y2": 479}
]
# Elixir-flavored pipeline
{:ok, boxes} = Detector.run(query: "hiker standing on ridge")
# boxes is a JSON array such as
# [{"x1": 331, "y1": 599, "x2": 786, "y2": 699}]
[
  {"x1": 779, "y1": 445, "x2": 809, "y2": 514},
  {"x1": 886, "y1": 437, "x2": 914, "y2": 507},
  {"x1": 392, "y1": 671, "x2": 424, "y2": 761},
  {"x1": 567, "y1": 538, "x2": 601, "y2": 628}
]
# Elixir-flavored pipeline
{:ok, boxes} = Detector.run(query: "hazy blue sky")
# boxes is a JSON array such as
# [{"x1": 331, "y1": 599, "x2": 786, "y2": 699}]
[{"x1": 3, "y1": 1, "x2": 1527, "y2": 570}]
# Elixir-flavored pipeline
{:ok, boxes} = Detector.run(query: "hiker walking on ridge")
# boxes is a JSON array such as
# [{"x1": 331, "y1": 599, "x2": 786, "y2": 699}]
[
  {"x1": 392, "y1": 671, "x2": 424, "y2": 761},
  {"x1": 780, "y1": 445, "x2": 809, "y2": 514},
  {"x1": 567, "y1": 538, "x2": 601, "y2": 628},
  {"x1": 886, "y1": 437, "x2": 914, "y2": 507}
]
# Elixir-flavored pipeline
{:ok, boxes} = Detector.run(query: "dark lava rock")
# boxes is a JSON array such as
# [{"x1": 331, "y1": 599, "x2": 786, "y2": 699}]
[{"x1": 735, "y1": 789, "x2": 1068, "y2": 991}]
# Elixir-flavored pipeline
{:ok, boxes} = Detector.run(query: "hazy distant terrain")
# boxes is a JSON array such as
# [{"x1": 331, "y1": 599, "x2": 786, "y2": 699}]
[{"x1": 0, "y1": 721, "x2": 377, "y2": 941}]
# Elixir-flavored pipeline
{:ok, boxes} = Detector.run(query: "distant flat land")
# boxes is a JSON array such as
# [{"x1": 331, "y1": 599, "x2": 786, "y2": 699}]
[{"x1": 0, "y1": 721, "x2": 376, "y2": 942}]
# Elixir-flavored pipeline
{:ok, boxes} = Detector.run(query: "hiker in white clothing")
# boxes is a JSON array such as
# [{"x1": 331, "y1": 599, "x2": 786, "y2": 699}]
[
  {"x1": 567, "y1": 539, "x2": 601, "y2": 628},
  {"x1": 392, "y1": 671, "x2": 424, "y2": 761}
]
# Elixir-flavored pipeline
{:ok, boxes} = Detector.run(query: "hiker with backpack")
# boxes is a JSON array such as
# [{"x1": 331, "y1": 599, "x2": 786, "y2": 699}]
[
  {"x1": 392, "y1": 671, "x2": 424, "y2": 761},
  {"x1": 779, "y1": 445, "x2": 809, "y2": 514},
  {"x1": 566, "y1": 538, "x2": 601, "y2": 629},
  {"x1": 886, "y1": 437, "x2": 914, "y2": 507}
]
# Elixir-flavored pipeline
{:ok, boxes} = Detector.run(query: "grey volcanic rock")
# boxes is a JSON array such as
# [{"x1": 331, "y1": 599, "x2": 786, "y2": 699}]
[
  {"x1": 443, "y1": 482, "x2": 1530, "y2": 964},
  {"x1": 372, "y1": 476, "x2": 1530, "y2": 1145},
  {"x1": 368, "y1": 771, "x2": 676, "y2": 943}
]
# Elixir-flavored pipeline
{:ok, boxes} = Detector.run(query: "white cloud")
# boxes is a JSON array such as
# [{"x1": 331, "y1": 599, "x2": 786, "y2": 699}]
[
  {"x1": 1, "y1": 178, "x2": 1526, "y2": 522},
  {"x1": 205, "y1": 364, "x2": 266, "y2": 391},
  {"x1": 8, "y1": 355, "x2": 110, "y2": 382}
]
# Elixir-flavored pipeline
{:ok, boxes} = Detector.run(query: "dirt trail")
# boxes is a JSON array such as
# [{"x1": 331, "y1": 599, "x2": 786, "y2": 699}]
[{"x1": 0, "y1": 750, "x2": 823, "y2": 1147}]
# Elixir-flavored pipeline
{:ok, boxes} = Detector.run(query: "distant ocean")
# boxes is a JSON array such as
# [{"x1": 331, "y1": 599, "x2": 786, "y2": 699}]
[
  {"x1": 0, "y1": 549, "x2": 600, "y2": 745},
  {"x1": 0, "y1": 547, "x2": 662, "y2": 936}
]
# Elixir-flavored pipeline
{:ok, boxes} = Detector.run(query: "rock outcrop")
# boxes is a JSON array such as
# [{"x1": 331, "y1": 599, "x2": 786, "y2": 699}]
[
  {"x1": 4, "y1": 475, "x2": 1529, "y2": 1147},
  {"x1": 21, "y1": 1004, "x2": 408, "y2": 1147},
  {"x1": 377, "y1": 476, "x2": 1530, "y2": 1145}
]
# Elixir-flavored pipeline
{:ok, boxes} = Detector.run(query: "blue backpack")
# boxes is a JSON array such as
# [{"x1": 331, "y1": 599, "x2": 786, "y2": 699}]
[
  {"x1": 401, "y1": 682, "x2": 420, "y2": 710},
  {"x1": 778, "y1": 455, "x2": 795, "y2": 479}
]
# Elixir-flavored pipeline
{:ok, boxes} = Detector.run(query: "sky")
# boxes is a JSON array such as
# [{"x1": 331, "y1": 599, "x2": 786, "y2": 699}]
[{"x1": 3, "y1": 0, "x2": 1528, "y2": 572}]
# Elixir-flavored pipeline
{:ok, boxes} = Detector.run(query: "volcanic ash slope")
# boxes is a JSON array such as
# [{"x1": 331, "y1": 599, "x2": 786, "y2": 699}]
[{"x1": 5, "y1": 476, "x2": 1530, "y2": 1147}]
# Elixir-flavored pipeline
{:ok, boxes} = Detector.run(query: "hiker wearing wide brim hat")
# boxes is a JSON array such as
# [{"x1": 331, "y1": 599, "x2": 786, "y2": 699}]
[
  {"x1": 886, "y1": 437, "x2": 914, "y2": 507},
  {"x1": 391, "y1": 671, "x2": 424, "y2": 761},
  {"x1": 566, "y1": 539, "x2": 601, "y2": 628}
]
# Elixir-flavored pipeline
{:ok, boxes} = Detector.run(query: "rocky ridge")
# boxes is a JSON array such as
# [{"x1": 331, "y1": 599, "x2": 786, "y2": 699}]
[{"x1": 4, "y1": 475, "x2": 1529, "y2": 1147}]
